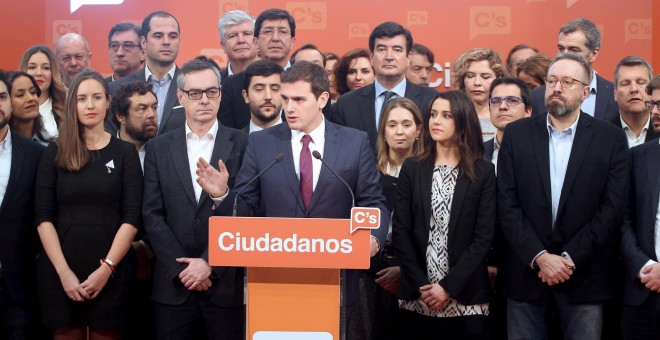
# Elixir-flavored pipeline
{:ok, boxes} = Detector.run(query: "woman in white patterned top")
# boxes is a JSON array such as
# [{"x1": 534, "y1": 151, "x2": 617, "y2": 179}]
[{"x1": 393, "y1": 91, "x2": 496, "y2": 339}]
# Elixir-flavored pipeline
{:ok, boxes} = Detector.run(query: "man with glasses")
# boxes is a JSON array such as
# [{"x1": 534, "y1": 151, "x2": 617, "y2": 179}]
[
  {"x1": 498, "y1": 53, "x2": 628, "y2": 340},
  {"x1": 55, "y1": 33, "x2": 91, "y2": 88},
  {"x1": 219, "y1": 8, "x2": 296, "y2": 130},
  {"x1": 530, "y1": 18, "x2": 618, "y2": 121},
  {"x1": 143, "y1": 59, "x2": 247, "y2": 339},
  {"x1": 610, "y1": 56, "x2": 658, "y2": 148},
  {"x1": 106, "y1": 23, "x2": 144, "y2": 84}
]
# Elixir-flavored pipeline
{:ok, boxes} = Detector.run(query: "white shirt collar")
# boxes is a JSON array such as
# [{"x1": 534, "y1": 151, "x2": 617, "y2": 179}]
[
  {"x1": 249, "y1": 116, "x2": 283, "y2": 134},
  {"x1": 227, "y1": 63, "x2": 234, "y2": 77},
  {"x1": 620, "y1": 114, "x2": 650, "y2": 133},
  {"x1": 546, "y1": 112, "x2": 580, "y2": 134},
  {"x1": 290, "y1": 116, "x2": 325, "y2": 143},
  {"x1": 0, "y1": 128, "x2": 12, "y2": 151},
  {"x1": 145, "y1": 63, "x2": 177, "y2": 82},
  {"x1": 374, "y1": 78, "x2": 407, "y2": 98},
  {"x1": 185, "y1": 119, "x2": 219, "y2": 140},
  {"x1": 39, "y1": 97, "x2": 52, "y2": 115},
  {"x1": 589, "y1": 70, "x2": 598, "y2": 94}
]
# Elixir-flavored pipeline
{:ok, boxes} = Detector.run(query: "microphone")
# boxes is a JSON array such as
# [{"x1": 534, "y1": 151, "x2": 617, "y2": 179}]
[
  {"x1": 232, "y1": 153, "x2": 285, "y2": 216},
  {"x1": 312, "y1": 150, "x2": 355, "y2": 208}
]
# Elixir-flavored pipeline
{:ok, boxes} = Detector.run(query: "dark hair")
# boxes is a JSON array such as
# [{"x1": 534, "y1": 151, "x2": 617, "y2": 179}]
[
  {"x1": 18, "y1": 44, "x2": 66, "y2": 125},
  {"x1": 550, "y1": 53, "x2": 592, "y2": 84},
  {"x1": 559, "y1": 18, "x2": 601, "y2": 51},
  {"x1": 281, "y1": 61, "x2": 328, "y2": 99},
  {"x1": 613, "y1": 55, "x2": 653, "y2": 86},
  {"x1": 176, "y1": 59, "x2": 222, "y2": 90},
  {"x1": 376, "y1": 97, "x2": 424, "y2": 173},
  {"x1": 369, "y1": 22, "x2": 413, "y2": 53},
  {"x1": 254, "y1": 9, "x2": 296, "y2": 38},
  {"x1": 0, "y1": 69, "x2": 7, "y2": 89},
  {"x1": 108, "y1": 22, "x2": 142, "y2": 45},
  {"x1": 420, "y1": 91, "x2": 484, "y2": 182},
  {"x1": 489, "y1": 77, "x2": 532, "y2": 111},
  {"x1": 291, "y1": 43, "x2": 326, "y2": 67},
  {"x1": 7, "y1": 71, "x2": 47, "y2": 141},
  {"x1": 411, "y1": 43, "x2": 434, "y2": 65},
  {"x1": 194, "y1": 55, "x2": 221, "y2": 73},
  {"x1": 111, "y1": 81, "x2": 156, "y2": 118},
  {"x1": 505, "y1": 44, "x2": 538, "y2": 72},
  {"x1": 243, "y1": 59, "x2": 284, "y2": 92},
  {"x1": 646, "y1": 75, "x2": 660, "y2": 96},
  {"x1": 324, "y1": 52, "x2": 338, "y2": 63},
  {"x1": 333, "y1": 48, "x2": 372, "y2": 95},
  {"x1": 516, "y1": 54, "x2": 551, "y2": 87},
  {"x1": 142, "y1": 11, "x2": 179, "y2": 38}
]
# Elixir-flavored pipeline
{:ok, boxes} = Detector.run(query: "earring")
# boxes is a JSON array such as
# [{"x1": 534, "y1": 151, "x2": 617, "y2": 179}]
[{"x1": 415, "y1": 137, "x2": 419, "y2": 141}]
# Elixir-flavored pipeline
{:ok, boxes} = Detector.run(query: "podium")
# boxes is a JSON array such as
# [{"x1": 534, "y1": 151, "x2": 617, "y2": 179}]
[{"x1": 209, "y1": 208, "x2": 379, "y2": 340}]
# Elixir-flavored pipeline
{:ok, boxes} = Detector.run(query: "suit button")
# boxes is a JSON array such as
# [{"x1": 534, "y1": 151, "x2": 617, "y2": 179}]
[{"x1": 194, "y1": 219, "x2": 200, "y2": 224}]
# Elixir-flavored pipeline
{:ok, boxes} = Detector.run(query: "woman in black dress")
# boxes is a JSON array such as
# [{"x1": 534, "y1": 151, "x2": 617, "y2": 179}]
[
  {"x1": 393, "y1": 91, "x2": 496, "y2": 339},
  {"x1": 35, "y1": 70, "x2": 142, "y2": 339}
]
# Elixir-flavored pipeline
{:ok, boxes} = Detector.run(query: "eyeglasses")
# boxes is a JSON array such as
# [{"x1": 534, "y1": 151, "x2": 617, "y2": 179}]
[
  {"x1": 259, "y1": 27, "x2": 291, "y2": 37},
  {"x1": 180, "y1": 87, "x2": 221, "y2": 100},
  {"x1": 59, "y1": 53, "x2": 88, "y2": 63},
  {"x1": 489, "y1": 96, "x2": 524, "y2": 107},
  {"x1": 645, "y1": 100, "x2": 660, "y2": 110},
  {"x1": 109, "y1": 42, "x2": 140, "y2": 52},
  {"x1": 546, "y1": 77, "x2": 588, "y2": 89}
]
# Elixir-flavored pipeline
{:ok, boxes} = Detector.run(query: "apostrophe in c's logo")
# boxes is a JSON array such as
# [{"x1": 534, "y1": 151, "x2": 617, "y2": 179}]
[
  {"x1": 70, "y1": 0, "x2": 123, "y2": 14},
  {"x1": 624, "y1": 19, "x2": 651, "y2": 43},
  {"x1": 469, "y1": 6, "x2": 511, "y2": 40},
  {"x1": 200, "y1": 49, "x2": 228, "y2": 69},
  {"x1": 407, "y1": 11, "x2": 428, "y2": 27},
  {"x1": 52, "y1": 20, "x2": 82, "y2": 44},
  {"x1": 219, "y1": 0, "x2": 249, "y2": 14},
  {"x1": 348, "y1": 23, "x2": 369, "y2": 40},
  {"x1": 286, "y1": 2, "x2": 327, "y2": 29}
]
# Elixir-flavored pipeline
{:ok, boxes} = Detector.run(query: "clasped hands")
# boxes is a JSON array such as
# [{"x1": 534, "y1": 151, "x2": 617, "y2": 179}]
[
  {"x1": 60, "y1": 263, "x2": 113, "y2": 302},
  {"x1": 640, "y1": 262, "x2": 660, "y2": 293},
  {"x1": 177, "y1": 257, "x2": 213, "y2": 291},
  {"x1": 419, "y1": 282, "x2": 450, "y2": 312},
  {"x1": 536, "y1": 252, "x2": 575, "y2": 286}
]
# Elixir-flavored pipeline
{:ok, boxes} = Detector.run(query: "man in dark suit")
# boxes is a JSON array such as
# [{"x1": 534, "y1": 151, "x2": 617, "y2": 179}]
[
  {"x1": 108, "y1": 11, "x2": 183, "y2": 136},
  {"x1": 620, "y1": 75, "x2": 660, "y2": 339},
  {"x1": 240, "y1": 59, "x2": 284, "y2": 134},
  {"x1": 333, "y1": 22, "x2": 437, "y2": 153},
  {"x1": 530, "y1": 18, "x2": 618, "y2": 121},
  {"x1": 0, "y1": 70, "x2": 45, "y2": 339},
  {"x1": 610, "y1": 56, "x2": 658, "y2": 148},
  {"x1": 142, "y1": 59, "x2": 247, "y2": 339},
  {"x1": 219, "y1": 8, "x2": 296, "y2": 130},
  {"x1": 498, "y1": 53, "x2": 628, "y2": 339},
  {"x1": 232, "y1": 61, "x2": 388, "y2": 338},
  {"x1": 105, "y1": 22, "x2": 144, "y2": 85},
  {"x1": 217, "y1": 10, "x2": 258, "y2": 86}
]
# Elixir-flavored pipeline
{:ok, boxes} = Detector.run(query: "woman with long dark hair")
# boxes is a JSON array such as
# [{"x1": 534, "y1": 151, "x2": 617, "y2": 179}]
[{"x1": 7, "y1": 71, "x2": 50, "y2": 145}]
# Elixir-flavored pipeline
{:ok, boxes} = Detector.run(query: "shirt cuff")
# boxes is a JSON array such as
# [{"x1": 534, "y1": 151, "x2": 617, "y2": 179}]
[
  {"x1": 639, "y1": 259, "x2": 657, "y2": 279},
  {"x1": 531, "y1": 250, "x2": 547, "y2": 269},
  {"x1": 210, "y1": 186, "x2": 229, "y2": 209}
]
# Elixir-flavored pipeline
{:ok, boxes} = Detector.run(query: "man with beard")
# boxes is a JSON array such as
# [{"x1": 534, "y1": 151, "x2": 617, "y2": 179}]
[
  {"x1": 241, "y1": 60, "x2": 284, "y2": 134},
  {"x1": 497, "y1": 53, "x2": 628, "y2": 340}
]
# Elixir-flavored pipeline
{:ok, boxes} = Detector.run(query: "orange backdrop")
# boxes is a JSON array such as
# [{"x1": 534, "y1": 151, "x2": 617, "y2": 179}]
[{"x1": 1, "y1": 0, "x2": 656, "y2": 89}]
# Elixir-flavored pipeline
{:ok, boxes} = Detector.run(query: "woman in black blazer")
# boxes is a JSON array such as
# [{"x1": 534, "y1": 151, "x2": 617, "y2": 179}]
[{"x1": 393, "y1": 91, "x2": 496, "y2": 339}]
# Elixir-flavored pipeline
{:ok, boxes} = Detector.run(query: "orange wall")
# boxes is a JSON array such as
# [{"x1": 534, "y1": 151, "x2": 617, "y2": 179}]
[{"x1": 0, "y1": 0, "x2": 655, "y2": 88}]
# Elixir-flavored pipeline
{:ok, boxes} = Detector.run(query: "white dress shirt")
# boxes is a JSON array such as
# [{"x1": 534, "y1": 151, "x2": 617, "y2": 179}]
[
  {"x1": 620, "y1": 114, "x2": 650, "y2": 149},
  {"x1": 581, "y1": 70, "x2": 598, "y2": 117},
  {"x1": 39, "y1": 98, "x2": 58, "y2": 139},
  {"x1": 0, "y1": 128, "x2": 12, "y2": 208},
  {"x1": 186, "y1": 120, "x2": 220, "y2": 203},
  {"x1": 291, "y1": 118, "x2": 325, "y2": 192}
]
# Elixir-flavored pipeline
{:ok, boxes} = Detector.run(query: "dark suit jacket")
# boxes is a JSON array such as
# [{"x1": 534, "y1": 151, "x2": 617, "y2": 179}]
[
  {"x1": 484, "y1": 138, "x2": 495, "y2": 163},
  {"x1": 621, "y1": 140, "x2": 660, "y2": 306},
  {"x1": 497, "y1": 112, "x2": 629, "y2": 303},
  {"x1": 220, "y1": 67, "x2": 229, "y2": 87},
  {"x1": 0, "y1": 132, "x2": 44, "y2": 303},
  {"x1": 142, "y1": 123, "x2": 248, "y2": 307},
  {"x1": 333, "y1": 81, "x2": 437, "y2": 153},
  {"x1": 233, "y1": 121, "x2": 389, "y2": 304},
  {"x1": 108, "y1": 66, "x2": 183, "y2": 136},
  {"x1": 393, "y1": 157, "x2": 496, "y2": 305},
  {"x1": 610, "y1": 115, "x2": 660, "y2": 145},
  {"x1": 483, "y1": 138, "x2": 506, "y2": 267},
  {"x1": 530, "y1": 73, "x2": 619, "y2": 121}
]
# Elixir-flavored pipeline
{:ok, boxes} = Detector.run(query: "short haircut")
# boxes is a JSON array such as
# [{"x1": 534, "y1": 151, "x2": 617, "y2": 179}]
[
  {"x1": 559, "y1": 18, "x2": 601, "y2": 51},
  {"x1": 108, "y1": 22, "x2": 142, "y2": 46},
  {"x1": 0, "y1": 69, "x2": 7, "y2": 90},
  {"x1": 369, "y1": 22, "x2": 413, "y2": 53},
  {"x1": 176, "y1": 59, "x2": 222, "y2": 90},
  {"x1": 142, "y1": 11, "x2": 180, "y2": 38},
  {"x1": 411, "y1": 43, "x2": 435, "y2": 65},
  {"x1": 194, "y1": 55, "x2": 221, "y2": 73},
  {"x1": 333, "y1": 48, "x2": 372, "y2": 95},
  {"x1": 55, "y1": 33, "x2": 90, "y2": 55},
  {"x1": 243, "y1": 59, "x2": 284, "y2": 92},
  {"x1": 506, "y1": 44, "x2": 539, "y2": 71},
  {"x1": 613, "y1": 55, "x2": 653, "y2": 86},
  {"x1": 549, "y1": 53, "x2": 592, "y2": 84},
  {"x1": 218, "y1": 10, "x2": 255, "y2": 44},
  {"x1": 516, "y1": 54, "x2": 552, "y2": 85},
  {"x1": 291, "y1": 43, "x2": 326, "y2": 66},
  {"x1": 646, "y1": 75, "x2": 660, "y2": 96},
  {"x1": 452, "y1": 48, "x2": 507, "y2": 92},
  {"x1": 281, "y1": 61, "x2": 329, "y2": 99},
  {"x1": 324, "y1": 52, "x2": 339, "y2": 63},
  {"x1": 254, "y1": 9, "x2": 296, "y2": 38},
  {"x1": 489, "y1": 76, "x2": 532, "y2": 111},
  {"x1": 111, "y1": 81, "x2": 156, "y2": 117}
]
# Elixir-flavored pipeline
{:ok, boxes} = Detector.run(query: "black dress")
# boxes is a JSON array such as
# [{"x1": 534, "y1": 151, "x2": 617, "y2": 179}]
[{"x1": 34, "y1": 137, "x2": 142, "y2": 328}]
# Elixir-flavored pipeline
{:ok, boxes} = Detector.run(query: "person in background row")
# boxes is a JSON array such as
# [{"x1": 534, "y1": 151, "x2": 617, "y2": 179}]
[
  {"x1": 19, "y1": 44, "x2": 66, "y2": 139},
  {"x1": 217, "y1": 10, "x2": 259, "y2": 83},
  {"x1": 394, "y1": 91, "x2": 495, "y2": 339},
  {"x1": 333, "y1": 48, "x2": 375, "y2": 96},
  {"x1": 7, "y1": 71, "x2": 50, "y2": 145},
  {"x1": 516, "y1": 54, "x2": 551, "y2": 90},
  {"x1": 55, "y1": 33, "x2": 92, "y2": 88},
  {"x1": 291, "y1": 43, "x2": 326, "y2": 67},
  {"x1": 324, "y1": 52, "x2": 340, "y2": 102},
  {"x1": 406, "y1": 43, "x2": 435, "y2": 87},
  {"x1": 35, "y1": 70, "x2": 142, "y2": 340},
  {"x1": 505, "y1": 44, "x2": 538, "y2": 77},
  {"x1": 241, "y1": 59, "x2": 284, "y2": 134},
  {"x1": 106, "y1": 22, "x2": 145, "y2": 84},
  {"x1": 453, "y1": 47, "x2": 507, "y2": 142}
]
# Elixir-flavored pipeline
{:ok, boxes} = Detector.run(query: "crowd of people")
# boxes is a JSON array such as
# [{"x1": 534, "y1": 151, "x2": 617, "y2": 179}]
[{"x1": 0, "y1": 7, "x2": 659, "y2": 340}]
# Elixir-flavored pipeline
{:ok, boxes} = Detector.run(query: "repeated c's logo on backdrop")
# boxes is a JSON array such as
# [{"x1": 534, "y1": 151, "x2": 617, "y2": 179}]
[
  {"x1": 624, "y1": 19, "x2": 652, "y2": 43},
  {"x1": 200, "y1": 48, "x2": 228, "y2": 69},
  {"x1": 469, "y1": 6, "x2": 511, "y2": 40},
  {"x1": 286, "y1": 2, "x2": 327, "y2": 30},
  {"x1": 70, "y1": 0, "x2": 123, "y2": 14},
  {"x1": 52, "y1": 20, "x2": 82, "y2": 44},
  {"x1": 566, "y1": 0, "x2": 579, "y2": 8},
  {"x1": 218, "y1": 0, "x2": 249, "y2": 16},
  {"x1": 348, "y1": 23, "x2": 369, "y2": 40},
  {"x1": 407, "y1": 11, "x2": 428, "y2": 27}
]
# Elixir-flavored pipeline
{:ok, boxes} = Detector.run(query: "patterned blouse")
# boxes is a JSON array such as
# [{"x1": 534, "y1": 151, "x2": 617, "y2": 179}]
[{"x1": 400, "y1": 165, "x2": 489, "y2": 317}]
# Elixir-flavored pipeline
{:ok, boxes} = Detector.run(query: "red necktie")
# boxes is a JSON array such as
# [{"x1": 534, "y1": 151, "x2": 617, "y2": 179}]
[{"x1": 300, "y1": 134, "x2": 313, "y2": 210}]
